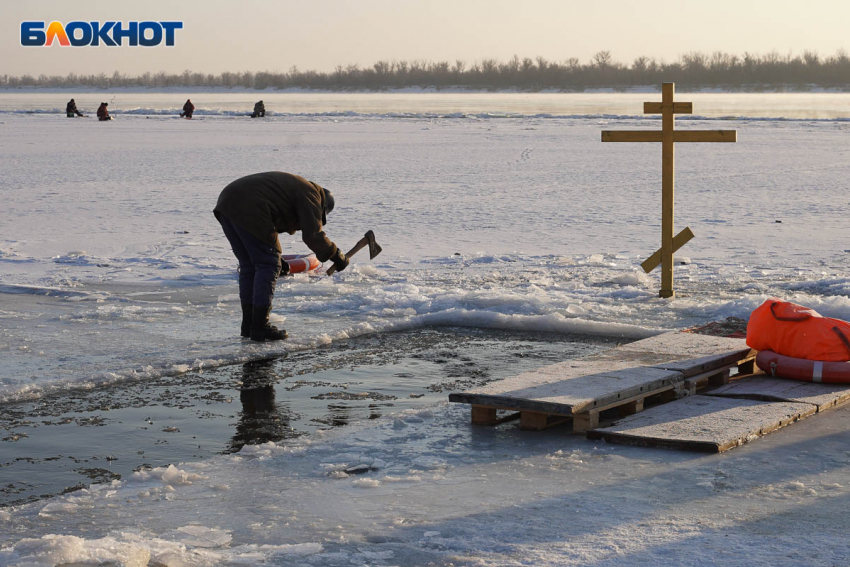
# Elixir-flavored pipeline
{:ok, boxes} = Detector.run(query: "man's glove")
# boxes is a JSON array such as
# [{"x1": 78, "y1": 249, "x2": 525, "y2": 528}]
[
  {"x1": 331, "y1": 249, "x2": 349, "y2": 272},
  {"x1": 278, "y1": 261, "x2": 290, "y2": 278}
]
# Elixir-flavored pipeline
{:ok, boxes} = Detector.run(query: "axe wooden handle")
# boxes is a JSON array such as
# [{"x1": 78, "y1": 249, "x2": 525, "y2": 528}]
[{"x1": 326, "y1": 236, "x2": 368, "y2": 276}]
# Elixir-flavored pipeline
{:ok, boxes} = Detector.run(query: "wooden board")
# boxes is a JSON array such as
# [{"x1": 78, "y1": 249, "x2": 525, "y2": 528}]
[
  {"x1": 616, "y1": 332, "x2": 752, "y2": 359},
  {"x1": 617, "y1": 333, "x2": 754, "y2": 378},
  {"x1": 682, "y1": 367, "x2": 732, "y2": 395},
  {"x1": 600, "y1": 130, "x2": 737, "y2": 143},
  {"x1": 641, "y1": 226, "x2": 695, "y2": 273},
  {"x1": 643, "y1": 102, "x2": 693, "y2": 114},
  {"x1": 450, "y1": 364, "x2": 683, "y2": 417},
  {"x1": 450, "y1": 332, "x2": 754, "y2": 418},
  {"x1": 672, "y1": 130, "x2": 737, "y2": 143},
  {"x1": 706, "y1": 376, "x2": 850, "y2": 412},
  {"x1": 653, "y1": 350, "x2": 754, "y2": 378},
  {"x1": 587, "y1": 395, "x2": 816, "y2": 452},
  {"x1": 577, "y1": 333, "x2": 753, "y2": 375}
]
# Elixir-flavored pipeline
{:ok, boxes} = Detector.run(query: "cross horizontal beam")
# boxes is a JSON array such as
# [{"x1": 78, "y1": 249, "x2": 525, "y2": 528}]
[
  {"x1": 641, "y1": 226, "x2": 695, "y2": 273},
  {"x1": 601, "y1": 131, "x2": 737, "y2": 143},
  {"x1": 644, "y1": 102, "x2": 693, "y2": 114}
]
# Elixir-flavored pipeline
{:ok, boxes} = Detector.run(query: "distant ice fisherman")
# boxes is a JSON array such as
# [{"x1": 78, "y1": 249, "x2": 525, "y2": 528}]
[
  {"x1": 96, "y1": 102, "x2": 112, "y2": 121},
  {"x1": 213, "y1": 172, "x2": 348, "y2": 342},
  {"x1": 65, "y1": 99, "x2": 84, "y2": 118},
  {"x1": 251, "y1": 100, "x2": 265, "y2": 118},
  {"x1": 180, "y1": 99, "x2": 195, "y2": 119}
]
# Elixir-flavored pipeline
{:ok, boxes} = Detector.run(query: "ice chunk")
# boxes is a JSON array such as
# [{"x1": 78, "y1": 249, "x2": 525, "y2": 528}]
[
  {"x1": 174, "y1": 525, "x2": 232, "y2": 548},
  {"x1": 382, "y1": 475, "x2": 422, "y2": 483},
  {"x1": 160, "y1": 464, "x2": 207, "y2": 486},
  {"x1": 611, "y1": 272, "x2": 651, "y2": 286},
  {"x1": 38, "y1": 501, "x2": 79, "y2": 517},
  {"x1": 3, "y1": 535, "x2": 150, "y2": 567}
]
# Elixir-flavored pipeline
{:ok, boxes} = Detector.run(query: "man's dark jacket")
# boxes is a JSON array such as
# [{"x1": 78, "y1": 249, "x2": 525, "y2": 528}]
[{"x1": 214, "y1": 172, "x2": 337, "y2": 260}]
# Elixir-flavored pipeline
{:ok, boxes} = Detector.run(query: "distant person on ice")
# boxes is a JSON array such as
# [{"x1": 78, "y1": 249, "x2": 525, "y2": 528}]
[
  {"x1": 251, "y1": 100, "x2": 265, "y2": 118},
  {"x1": 214, "y1": 172, "x2": 348, "y2": 342},
  {"x1": 65, "y1": 99, "x2": 84, "y2": 118},
  {"x1": 180, "y1": 99, "x2": 195, "y2": 119},
  {"x1": 96, "y1": 102, "x2": 112, "y2": 121}
]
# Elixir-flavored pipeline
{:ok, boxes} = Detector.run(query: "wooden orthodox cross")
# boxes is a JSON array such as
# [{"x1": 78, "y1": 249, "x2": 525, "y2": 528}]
[{"x1": 602, "y1": 83, "x2": 736, "y2": 298}]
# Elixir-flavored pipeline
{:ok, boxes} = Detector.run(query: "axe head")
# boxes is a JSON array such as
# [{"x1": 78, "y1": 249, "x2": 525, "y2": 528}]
[{"x1": 364, "y1": 230, "x2": 382, "y2": 259}]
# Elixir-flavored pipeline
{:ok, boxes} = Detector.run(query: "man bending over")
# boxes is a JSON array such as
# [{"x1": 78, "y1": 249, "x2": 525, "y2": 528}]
[{"x1": 214, "y1": 172, "x2": 348, "y2": 341}]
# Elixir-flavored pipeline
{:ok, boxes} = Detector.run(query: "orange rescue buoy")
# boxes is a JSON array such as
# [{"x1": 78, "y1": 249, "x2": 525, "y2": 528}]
[
  {"x1": 756, "y1": 350, "x2": 850, "y2": 384},
  {"x1": 282, "y1": 254, "x2": 320, "y2": 274},
  {"x1": 746, "y1": 298, "x2": 850, "y2": 362}
]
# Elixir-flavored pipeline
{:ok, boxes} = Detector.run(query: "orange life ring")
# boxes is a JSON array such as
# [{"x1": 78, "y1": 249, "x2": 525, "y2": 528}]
[
  {"x1": 756, "y1": 350, "x2": 850, "y2": 384},
  {"x1": 282, "y1": 254, "x2": 320, "y2": 274}
]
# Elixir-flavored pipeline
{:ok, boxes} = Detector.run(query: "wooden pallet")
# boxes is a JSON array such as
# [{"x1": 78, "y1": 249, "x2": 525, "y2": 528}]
[
  {"x1": 574, "y1": 355, "x2": 759, "y2": 432},
  {"x1": 470, "y1": 405, "x2": 522, "y2": 426},
  {"x1": 468, "y1": 386, "x2": 677, "y2": 432},
  {"x1": 451, "y1": 332, "x2": 755, "y2": 433},
  {"x1": 681, "y1": 355, "x2": 758, "y2": 395},
  {"x1": 571, "y1": 382, "x2": 682, "y2": 433},
  {"x1": 455, "y1": 364, "x2": 685, "y2": 432},
  {"x1": 464, "y1": 357, "x2": 755, "y2": 433}
]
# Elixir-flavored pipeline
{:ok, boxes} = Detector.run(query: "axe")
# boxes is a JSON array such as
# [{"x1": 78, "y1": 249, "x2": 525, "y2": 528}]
[{"x1": 326, "y1": 230, "x2": 383, "y2": 275}]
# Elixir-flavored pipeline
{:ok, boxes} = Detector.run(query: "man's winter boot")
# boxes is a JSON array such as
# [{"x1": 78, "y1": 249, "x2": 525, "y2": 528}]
[
  {"x1": 240, "y1": 303, "x2": 253, "y2": 338},
  {"x1": 250, "y1": 305, "x2": 288, "y2": 342}
]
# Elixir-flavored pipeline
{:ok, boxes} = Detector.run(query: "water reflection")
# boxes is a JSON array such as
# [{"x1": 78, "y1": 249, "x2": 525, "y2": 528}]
[
  {"x1": 228, "y1": 359, "x2": 296, "y2": 452},
  {"x1": 316, "y1": 404, "x2": 352, "y2": 428}
]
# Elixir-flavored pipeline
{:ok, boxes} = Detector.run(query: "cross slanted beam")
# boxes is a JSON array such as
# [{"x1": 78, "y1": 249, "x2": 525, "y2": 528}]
[
  {"x1": 641, "y1": 226, "x2": 694, "y2": 273},
  {"x1": 601, "y1": 83, "x2": 737, "y2": 298}
]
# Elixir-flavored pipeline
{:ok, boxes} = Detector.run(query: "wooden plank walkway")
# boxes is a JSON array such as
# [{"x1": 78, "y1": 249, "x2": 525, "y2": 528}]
[
  {"x1": 707, "y1": 376, "x2": 850, "y2": 412},
  {"x1": 587, "y1": 395, "x2": 816, "y2": 452},
  {"x1": 589, "y1": 376, "x2": 850, "y2": 452},
  {"x1": 450, "y1": 328, "x2": 850, "y2": 451},
  {"x1": 449, "y1": 332, "x2": 755, "y2": 432}
]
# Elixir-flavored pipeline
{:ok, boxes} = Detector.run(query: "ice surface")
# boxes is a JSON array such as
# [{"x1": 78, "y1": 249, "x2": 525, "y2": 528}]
[
  {"x1": 2, "y1": 403, "x2": 848, "y2": 566},
  {"x1": 3, "y1": 90, "x2": 850, "y2": 119},
  {"x1": 2, "y1": 106, "x2": 850, "y2": 564},
  {"x1": 2, "y1": 113, "x2": 850, "y2": 402}
]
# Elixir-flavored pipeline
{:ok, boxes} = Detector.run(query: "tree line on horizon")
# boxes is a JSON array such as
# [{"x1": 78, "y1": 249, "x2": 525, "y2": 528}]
[{"x1": 3, "y1": 50, "x2": 850, "y2": 91}]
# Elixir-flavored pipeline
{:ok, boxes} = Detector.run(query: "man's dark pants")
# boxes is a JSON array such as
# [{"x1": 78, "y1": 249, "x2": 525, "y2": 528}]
[{"x1": 217, "y1": 214, "x2": 281, "y2": 307}]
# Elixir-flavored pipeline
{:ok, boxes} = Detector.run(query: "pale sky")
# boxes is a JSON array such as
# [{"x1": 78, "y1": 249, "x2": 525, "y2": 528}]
[{"x1": 2, "y1": 0, "x2": 848, "y2": 76}]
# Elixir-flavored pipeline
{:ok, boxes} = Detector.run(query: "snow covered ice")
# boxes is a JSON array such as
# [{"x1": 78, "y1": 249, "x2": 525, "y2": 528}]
[
  {"x1": 2, "y1": 403, "x2": 849, "y2": 566},
  {"x1": 3, "y1": 110, "x2": 850, "y2": 402},
  {"x1": 1, "y1": 101, "x2": 850, "y2": 565}
]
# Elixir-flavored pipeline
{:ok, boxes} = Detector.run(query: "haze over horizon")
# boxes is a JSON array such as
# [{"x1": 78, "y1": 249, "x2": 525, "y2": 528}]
[{"x1": 2, "y1": 0, "x2": 848, "y2": 77}]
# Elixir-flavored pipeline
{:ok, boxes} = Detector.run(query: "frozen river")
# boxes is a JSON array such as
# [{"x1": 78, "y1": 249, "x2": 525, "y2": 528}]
[
  {"x1": 1, "y1": 98, "x2": 849, "y2": 565},
  {"x1": 2, "y1": 108, "x2": 849, "y2": 402},
  {"x1": 2, "y1": 89, "x2": 850, "y2": 119}
]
